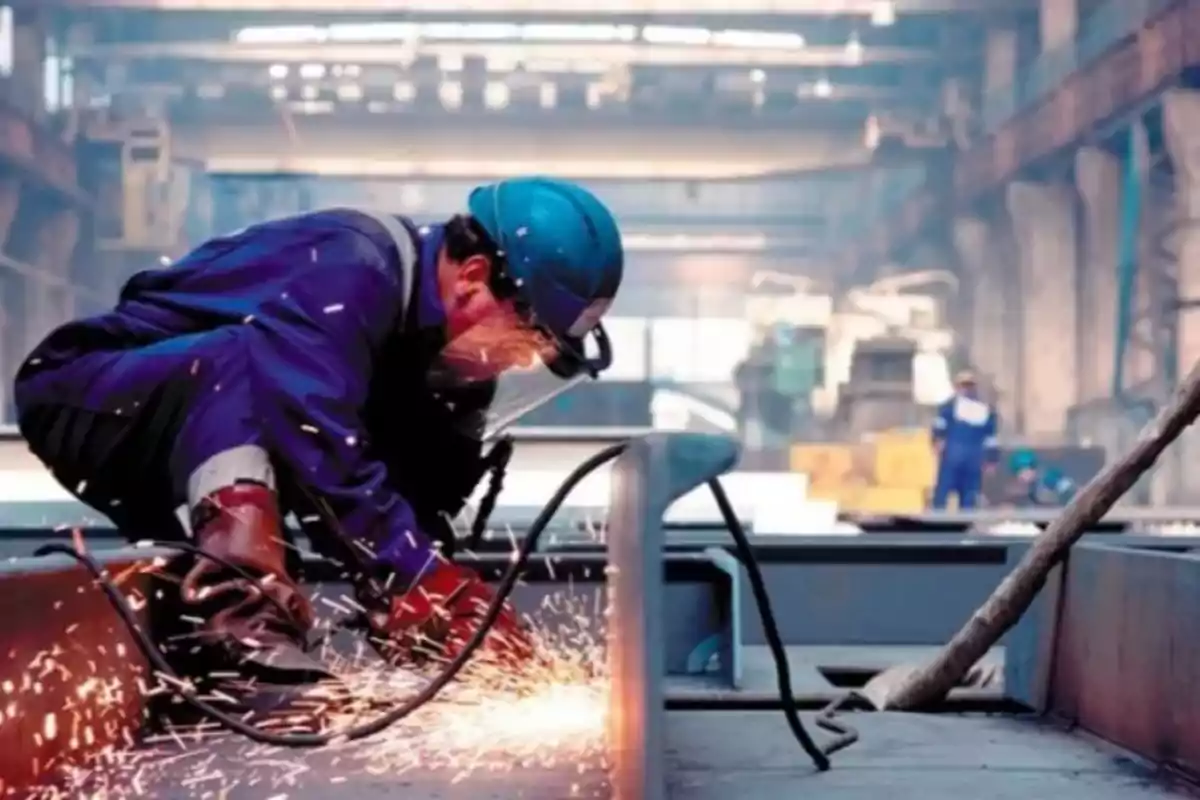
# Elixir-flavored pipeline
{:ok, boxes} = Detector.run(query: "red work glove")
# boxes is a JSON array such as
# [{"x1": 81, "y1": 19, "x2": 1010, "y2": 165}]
[{"x1": 365, "y1": 560, "x2": 536, "y2": 670}]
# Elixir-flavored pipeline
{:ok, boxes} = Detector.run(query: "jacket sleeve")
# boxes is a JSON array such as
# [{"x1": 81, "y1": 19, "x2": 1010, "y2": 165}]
[
  {"x1": 931, "y1": 400, "x2": 953, "y2": 446},
  {"x1": 249, "y1": 226, "x2": 437, "y2": 581},
  {"x1": 383, "y1": 380, "x2": 497, "y2": 522}
]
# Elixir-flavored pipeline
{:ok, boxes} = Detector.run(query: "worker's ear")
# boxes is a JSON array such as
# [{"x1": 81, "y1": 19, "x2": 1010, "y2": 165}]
[{"x1": 453, "y1": 255, "x2": 495, "y2": 307}]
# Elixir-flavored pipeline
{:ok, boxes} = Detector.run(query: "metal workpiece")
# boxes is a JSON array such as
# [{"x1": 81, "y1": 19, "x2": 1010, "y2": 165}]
[
  {"x1": 0, "y1": 547, "x2": 166, "y2": 792},
  {"x1": 1038, "y1": 544, "x2": 1200, "y2": 776},
  {"x1": 606, "y1": 433, "x2": 740, "y2": 800}
]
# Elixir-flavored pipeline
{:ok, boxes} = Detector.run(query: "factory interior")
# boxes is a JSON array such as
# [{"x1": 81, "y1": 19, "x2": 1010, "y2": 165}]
[{"x1": 1, "y1": 0, "x2": 1200, "y2": 798}]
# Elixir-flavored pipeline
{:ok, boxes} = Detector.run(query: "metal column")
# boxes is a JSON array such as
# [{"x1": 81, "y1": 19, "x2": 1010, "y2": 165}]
[{"x1": 606, "y1": 432, "x2": 739, "y2": 800}]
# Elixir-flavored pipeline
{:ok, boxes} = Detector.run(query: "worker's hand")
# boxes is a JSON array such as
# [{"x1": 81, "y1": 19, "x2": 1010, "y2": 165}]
[{"x1": 365, "y1": 560, "x2": 536, "y2": 671}]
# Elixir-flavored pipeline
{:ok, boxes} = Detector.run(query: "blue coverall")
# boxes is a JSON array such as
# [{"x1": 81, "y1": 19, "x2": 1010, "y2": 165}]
[
  {"x1": 13, "y1": 209, "x2": 487, "y2": 580},
  {"x1": 930, "y1": 393, "x2": 999, "y2": 510}
]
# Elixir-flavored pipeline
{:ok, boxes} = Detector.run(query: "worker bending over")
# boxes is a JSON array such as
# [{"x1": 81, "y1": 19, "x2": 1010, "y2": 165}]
[
  {"x1": 1003, "y1": 450, "x2": 1077, "y2": 508},
  {"x1": 931, "y1": 371, "x2": 999, "y2": 510},
  {"x1": 13, "y1": 178, "x2": 623, "y2": 712}
]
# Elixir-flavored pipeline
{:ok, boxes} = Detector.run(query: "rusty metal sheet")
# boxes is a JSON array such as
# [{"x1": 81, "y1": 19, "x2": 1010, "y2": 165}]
[
  {"x1": 1048, "y1": 544, "x2": 1200, "y2": 776},
  {"x1": 606, "y1": 433, "x2": 738, "y2": 800},
  {"x1": 0, "y1": 548, "x2": 160, "y2": 794}
]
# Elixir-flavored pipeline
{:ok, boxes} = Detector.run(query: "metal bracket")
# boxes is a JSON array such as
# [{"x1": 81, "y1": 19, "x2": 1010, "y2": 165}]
[{"x1": 606, "y1": 432, "x2": 739, "y2": 800}]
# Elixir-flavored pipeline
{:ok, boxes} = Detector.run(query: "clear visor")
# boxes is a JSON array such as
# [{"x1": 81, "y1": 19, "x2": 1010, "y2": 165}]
[{"x1": 425, "y1": 306, "x2": 594, "y2": 440}]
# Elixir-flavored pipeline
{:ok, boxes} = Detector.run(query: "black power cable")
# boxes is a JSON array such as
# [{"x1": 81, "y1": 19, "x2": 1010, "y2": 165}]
[
  {"x1": 706, "y1": 478, "x2": 831, "y2": 771},
  {"x1": 35, "y1": 440, "x2": 847, "y2": 771}
]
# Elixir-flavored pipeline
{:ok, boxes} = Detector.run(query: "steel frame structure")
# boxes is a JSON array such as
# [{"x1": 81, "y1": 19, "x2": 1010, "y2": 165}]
[{"x1": 606, "y1": 432, "x2": 739, "y2": 799}]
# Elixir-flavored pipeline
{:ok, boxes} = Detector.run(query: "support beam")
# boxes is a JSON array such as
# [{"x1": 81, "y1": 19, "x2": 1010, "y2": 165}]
[
  {"x1": 1074, "y1": 146, "x2": 1121, "y2": 403},
  {"x1": 1006, "y1": 181, "x2": 1079, "y2": 440},
  {"x1": 70, "y1": 39, "x2": 937, "y2": 68},
  {"x1": 17, "y1": 0, "x2": 1041, "y2": 13},
  {"x1": 607, "y1": 433, "x2": 739, "y2": 800},
  {"x1": 1161, "y1": 89, "x2": 1200, "y2": 500},
  {"x1": 952, "y1": 214, "x2": 1019, "y2": 425},
  {"x1": 984, "y1": 26, "x2": 1018, "y2": 93},
  {"x1": 1163, "y1": 89, "x2": 1200, "y2": 372},
  {"x1": 1039, "y1": 0, "x2": 1077, "y2": 50}
]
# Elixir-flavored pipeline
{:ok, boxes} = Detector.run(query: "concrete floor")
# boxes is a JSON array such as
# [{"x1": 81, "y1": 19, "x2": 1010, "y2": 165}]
[
  {"x1": 104, "y1": 711, "x2": 1196, "y2": 800},
  {"x1": 667, "y1": 712, "x2": 1197, "y2": 800}
]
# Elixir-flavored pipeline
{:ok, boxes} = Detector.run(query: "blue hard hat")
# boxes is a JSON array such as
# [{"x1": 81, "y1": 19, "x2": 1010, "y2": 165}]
[
  {"x1": 468, "y1": 177, "x2": 623, "y2": 378},
  {"x1": 1009, "y1": 449, "x2": 1038, "y2": 472}
]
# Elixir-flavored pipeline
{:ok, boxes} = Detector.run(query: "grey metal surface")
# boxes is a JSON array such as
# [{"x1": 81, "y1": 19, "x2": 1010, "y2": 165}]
[
  {"x1": 1045, "y1": 544, "x2": 1200, "y2": 776},
  {"x1": 665, "y1": 711, "x2": 1195, "y2": 799},
  {"x1": 738, "y1": 542, "x2": 1011, "y2": 646},
  {"x1": 736, "y1": 537, "x2": 1200, "y2": 649},
  {"x1": 1002, "y1": 549, "x2": 1065, "y2": 713},
  {"x1": 1007, "y1": 537, "x2": 1200, "y2": 713},
  {"x1": 667, "y1": 644, "x2": 1006, "y2": 704},
  {"x1": 606, "y1": 433, "x2": 738, "y2": 800}
]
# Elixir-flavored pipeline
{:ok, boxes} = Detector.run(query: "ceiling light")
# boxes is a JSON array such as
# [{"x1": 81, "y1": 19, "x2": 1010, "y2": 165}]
[
  {"x1": 539, "y1": 81, "x2": 557, "y2": 109},
  {"x1": 438, "y1": 81, "x2": 463, "y2": 109},
  {"x1": 871, "y1": 2, "x2": 896, "y2": 26},
  {"x1": 845, "y1": 33, "x2": 864, "y2": 64},
  {"x1": 393, "y1": 81, "x2": 415, "y2": 102},
  {"x1": 814, "y1": 78, "x2": 833, "y2": 98},
  {"x1": 268, "y1": 64, "x2": 288, "y2": 79},
  {"x1": 864, "y1": 114, "x2": 881, "y2": 149},
  {"x1": 750, "y1": 68, "x2": 765, "y2": 83},
  {"x1": 484, "y1": 81, "x2": 511, "y2": 109}
]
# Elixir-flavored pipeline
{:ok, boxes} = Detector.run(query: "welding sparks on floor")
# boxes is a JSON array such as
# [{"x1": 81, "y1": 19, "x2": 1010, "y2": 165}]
[{"x1": 21, "y1": 581, "x2": 611, "y2": 799}]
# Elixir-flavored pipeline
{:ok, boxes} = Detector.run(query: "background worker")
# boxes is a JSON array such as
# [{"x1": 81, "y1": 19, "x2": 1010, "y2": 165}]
[
  {"x1": 1003, "y1": 449, "x2": 1078, "y2": 507},
  {"x1": 931, "y1": 370, "x2": 999, "y2": 510}
]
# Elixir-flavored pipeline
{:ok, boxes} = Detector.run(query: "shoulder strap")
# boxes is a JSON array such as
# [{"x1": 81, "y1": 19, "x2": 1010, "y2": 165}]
[{"x1": 353, "y1": 209, "x2": 419, "y2": 327}]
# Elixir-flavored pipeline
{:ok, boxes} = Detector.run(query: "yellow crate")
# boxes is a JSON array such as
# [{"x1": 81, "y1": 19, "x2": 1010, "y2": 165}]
[
  {"x1": 872, "y1": 428, "x2": 933, "y2": 448},
  {"x1": 850, "y1": 486, "x2": 927, "y2": 514},
  {"x1": 873, "y1": 439, "x2": 936, "y2": 490},
  {"x1": 790, "y1": 444, "x2": 856, "y2": 487}
]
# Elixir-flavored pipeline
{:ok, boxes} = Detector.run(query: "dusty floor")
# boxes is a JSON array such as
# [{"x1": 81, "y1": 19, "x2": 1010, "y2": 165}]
[{"x1": 111, "y1": 710, "x2": 1198, "y2": 800}]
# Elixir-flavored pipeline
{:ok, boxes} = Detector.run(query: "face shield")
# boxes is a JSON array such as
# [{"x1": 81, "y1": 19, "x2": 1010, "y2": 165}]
[
  {"x1": 425, "y1": 296, "x2": 614, "y2": 441},
  {"x1": 425, "y1": 177, "x2": 622, "y2": 440}
]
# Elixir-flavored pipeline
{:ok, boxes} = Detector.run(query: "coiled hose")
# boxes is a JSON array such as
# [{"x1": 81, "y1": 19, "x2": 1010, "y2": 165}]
[{"x1": 36, "y1": 441, "x2": 854, "y2": 769}]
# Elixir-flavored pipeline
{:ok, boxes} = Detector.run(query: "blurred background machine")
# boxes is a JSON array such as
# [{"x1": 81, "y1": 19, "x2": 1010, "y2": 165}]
[
  {"x1": 0, "y1": 0, "x2": 1183, "y2": 515},
  {"x1": 734, "y1": 269, "x2": 956, "y2": 512}
]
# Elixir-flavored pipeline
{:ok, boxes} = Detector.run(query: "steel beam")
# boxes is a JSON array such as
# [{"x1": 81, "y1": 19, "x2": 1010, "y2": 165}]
[
  {"x1": 69, "y1": 40, "x2": 934, "y2": 68},
  {"x1": 26, "y1": 0, "x2": 1037, "y2": 14},
  {"x1": 606, "y1": 432, "x2": 739, "y2": 800}
]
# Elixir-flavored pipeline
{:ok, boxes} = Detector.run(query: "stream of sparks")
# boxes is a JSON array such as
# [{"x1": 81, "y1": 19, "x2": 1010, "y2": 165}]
[{"x1": 8, "y1": 561, "x2": 613, "y2": 799}]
